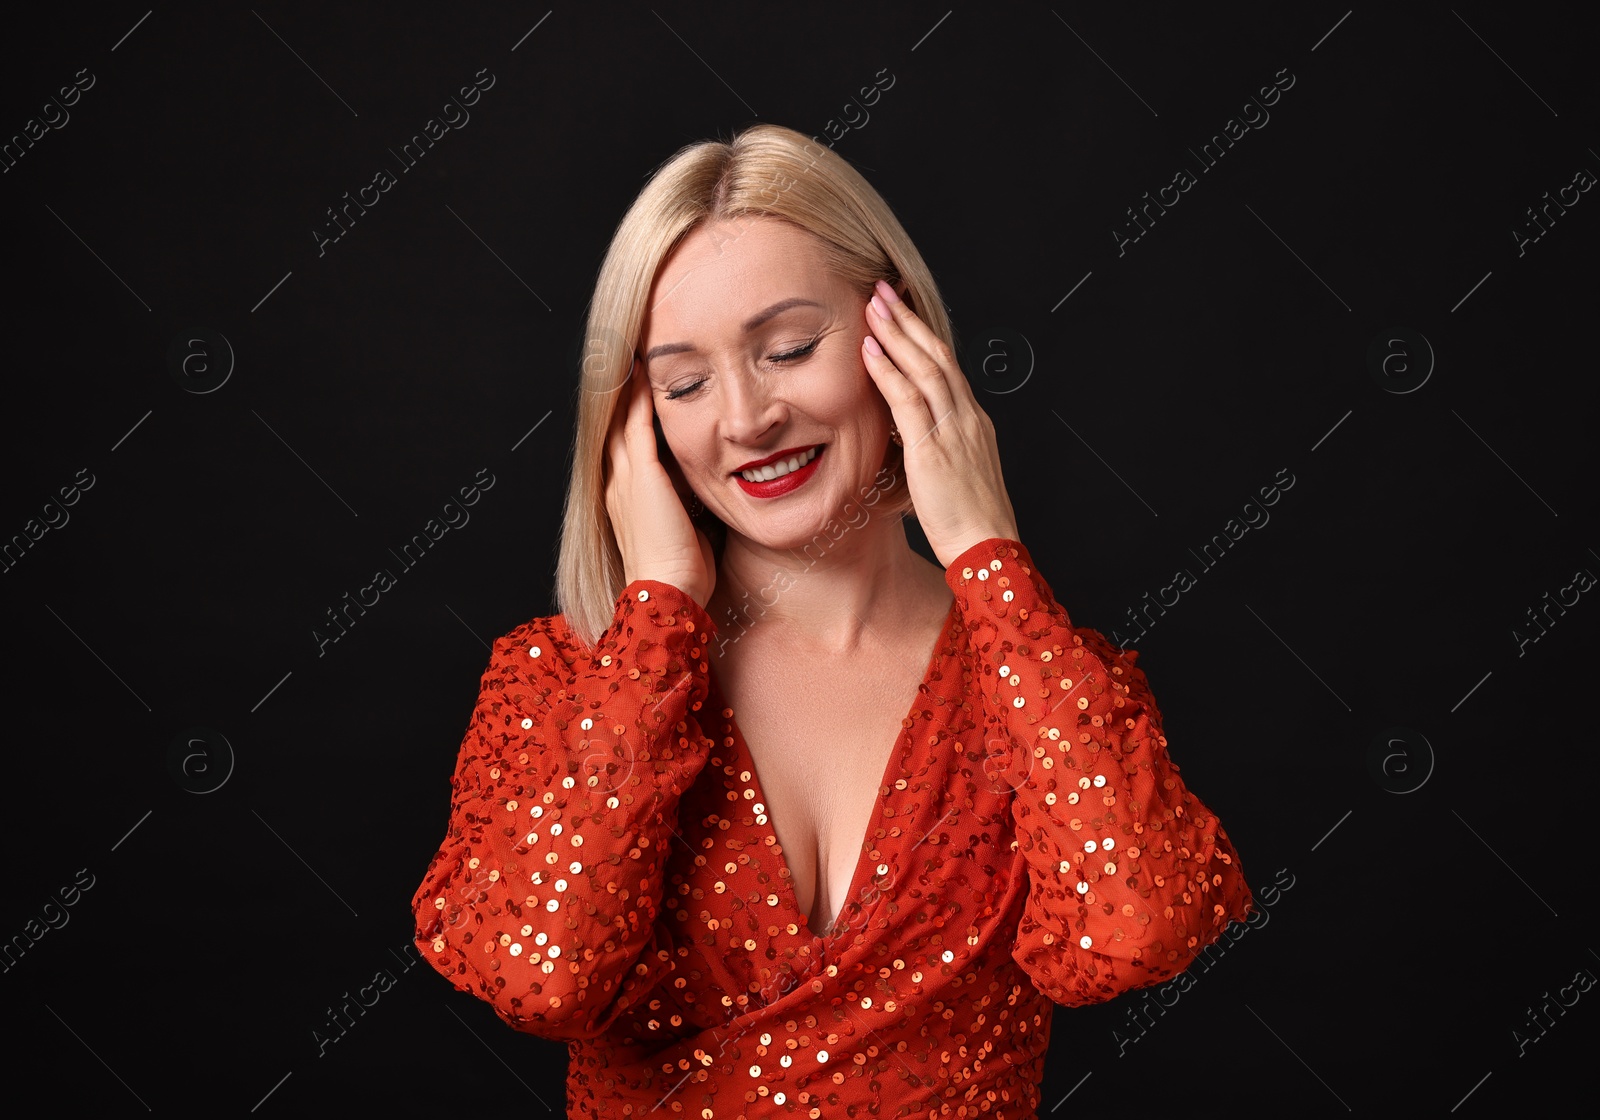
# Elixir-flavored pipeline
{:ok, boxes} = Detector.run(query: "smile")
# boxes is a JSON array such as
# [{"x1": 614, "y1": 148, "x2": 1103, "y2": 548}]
[
  {"x1": 736, "y1": 444, "x2": 821, "y2": 482},
  {"x1": 734, "y1": 444, "x2": 825, "y2": 498}
]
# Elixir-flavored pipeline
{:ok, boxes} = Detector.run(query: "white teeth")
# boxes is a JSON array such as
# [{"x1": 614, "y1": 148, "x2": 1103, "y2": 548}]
[{"x1": 740, "y1": 445, "x2": 819, "y2": 483}]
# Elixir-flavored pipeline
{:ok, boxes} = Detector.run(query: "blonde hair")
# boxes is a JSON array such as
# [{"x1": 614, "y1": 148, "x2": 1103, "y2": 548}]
[{"x1": 554, "y1": 122, "x2": 955, "y2": 650}]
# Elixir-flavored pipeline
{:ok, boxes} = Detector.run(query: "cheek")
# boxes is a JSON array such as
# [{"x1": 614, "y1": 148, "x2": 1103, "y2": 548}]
[
  {"x1": 659, "y1": 420, "x2": 712, "y2": 474},
  {"x1": 815, "y1": 352, "x2": 879, "y2": 413}
]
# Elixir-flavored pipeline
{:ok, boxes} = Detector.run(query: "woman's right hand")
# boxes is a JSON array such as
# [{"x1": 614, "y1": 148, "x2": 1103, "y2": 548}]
[{"x1": 603, "y1": 357, "x2": 717, "y2": 610}]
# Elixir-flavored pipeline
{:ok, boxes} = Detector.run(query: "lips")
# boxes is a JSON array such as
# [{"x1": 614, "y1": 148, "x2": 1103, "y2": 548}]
[
  {"x1": 732, "y1": 443, "x2": 824, "y2": 474},
  {"x1": 733, "y1": 444, "x2": 825, "y2": 498},
  {"x1": 733, "y1": 444, "x2": 823, "y2": 483}
]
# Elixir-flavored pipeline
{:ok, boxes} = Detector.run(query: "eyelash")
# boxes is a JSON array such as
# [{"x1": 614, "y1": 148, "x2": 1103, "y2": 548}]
[{"x1": 664, "y1": 338, "x2": 821, "y2": 401}]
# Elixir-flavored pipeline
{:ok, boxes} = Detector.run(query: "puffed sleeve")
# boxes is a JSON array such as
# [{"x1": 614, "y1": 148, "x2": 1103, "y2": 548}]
[
  {"x1": 410, "y1": 578, "x2": 720, "y2": 1041},
  {"x1": 945, "y1": 537, "x2": 1254, "y2": 1007}
]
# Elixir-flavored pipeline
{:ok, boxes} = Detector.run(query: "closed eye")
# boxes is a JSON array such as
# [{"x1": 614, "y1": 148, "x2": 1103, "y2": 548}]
[
  {"x1": 770, "y1": 338, "x2": 820, "y2": 363},
  {"x1": 663, "y1": 336, "x2": 821, "y2": 401}
]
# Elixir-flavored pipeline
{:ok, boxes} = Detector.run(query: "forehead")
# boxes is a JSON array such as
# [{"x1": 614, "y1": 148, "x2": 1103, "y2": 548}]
[{"x1": 641, "y1": 218, "x2": 838, "y2": 346}]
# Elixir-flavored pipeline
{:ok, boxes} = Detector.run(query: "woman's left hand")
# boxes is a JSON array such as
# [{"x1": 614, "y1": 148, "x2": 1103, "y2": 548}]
[{"x1": 862, "y1": 279, "x2": 1020, "y2": 569}]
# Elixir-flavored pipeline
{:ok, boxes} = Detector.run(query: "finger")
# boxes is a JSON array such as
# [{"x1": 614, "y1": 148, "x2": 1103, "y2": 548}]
[
  {"x1": 622, "y1": 357, "x2": 656, "y2": 455},
  {"x1": 658, "y1": 424, "x2": 692, "y2": 496},
  {"x1": 861, "y1": 327, "x2": 934, "y2": 439},
  {"x1": 874, "y1": 279, "x2": 946, "y2": 363},
  {"x1": 865, "y1": 288, "x2": 957, "y2": 422},
  {"x1": 873, "y1": 282, "x2": 972, "y2": 411},
  {"x1": 863, "y1": 299, "x2": 951, "y2": 435},
  {"x1": 605, "y1": 357, "x2": 641, "y2": 478}
]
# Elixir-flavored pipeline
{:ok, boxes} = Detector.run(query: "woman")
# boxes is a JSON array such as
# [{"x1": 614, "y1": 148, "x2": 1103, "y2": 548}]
[{"x1": 412, "y1": 122, "x2": 1254, "y2": 1117}]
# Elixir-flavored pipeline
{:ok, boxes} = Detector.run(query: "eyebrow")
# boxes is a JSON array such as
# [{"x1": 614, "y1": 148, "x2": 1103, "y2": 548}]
[{"x1": 643, "y1": 298, "x2": 825, "y2": 362}]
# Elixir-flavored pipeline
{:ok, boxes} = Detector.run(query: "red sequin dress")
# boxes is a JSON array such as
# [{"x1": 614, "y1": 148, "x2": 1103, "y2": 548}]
[{"x1": 412, "y1": 537, "x2": 1254, "y2": 1118}]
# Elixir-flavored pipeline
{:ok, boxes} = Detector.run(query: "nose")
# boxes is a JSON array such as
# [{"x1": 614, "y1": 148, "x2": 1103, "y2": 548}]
[{"x1": 718, "y1": 364, "x2": 786, "y2": 449}]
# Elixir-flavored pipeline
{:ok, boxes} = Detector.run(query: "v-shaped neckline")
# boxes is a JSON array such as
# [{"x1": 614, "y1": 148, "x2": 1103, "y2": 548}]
[{"x1": 705, "y1": 594, "x2": 959, "y2": 943}]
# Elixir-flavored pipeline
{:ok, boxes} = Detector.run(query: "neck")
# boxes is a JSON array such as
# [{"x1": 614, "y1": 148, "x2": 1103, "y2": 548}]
[{"x1": 705, "y1": 512, "x2": 941, "y2": 659}]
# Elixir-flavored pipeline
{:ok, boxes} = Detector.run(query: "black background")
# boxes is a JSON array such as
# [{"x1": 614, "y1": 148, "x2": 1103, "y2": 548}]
[{"x1": 1, "y1": 3, "x2": 1595, "y2": 1114}]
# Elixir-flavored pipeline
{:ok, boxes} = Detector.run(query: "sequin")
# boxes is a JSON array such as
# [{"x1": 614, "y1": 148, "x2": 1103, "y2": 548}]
[{"x1": 410, "y1": 541, "x2": 1254, "y2": 1117}]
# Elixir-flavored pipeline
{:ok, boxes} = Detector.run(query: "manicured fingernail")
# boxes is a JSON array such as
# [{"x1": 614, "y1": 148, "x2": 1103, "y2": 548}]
[
  {"x1": 875, "y1": 279, "x2": 901, "y2": 304},
  {"x1": 863, "y1": 335, "x2": 883, "y2": 357},
  {"x1": 870, "y1": 294, "x2": 890, "y2": 319}
]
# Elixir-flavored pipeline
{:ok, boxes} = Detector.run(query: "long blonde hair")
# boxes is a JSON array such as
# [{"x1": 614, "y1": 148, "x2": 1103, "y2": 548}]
[{"x1": 555, "y1": 123, "x2": 955, "y2": 649}]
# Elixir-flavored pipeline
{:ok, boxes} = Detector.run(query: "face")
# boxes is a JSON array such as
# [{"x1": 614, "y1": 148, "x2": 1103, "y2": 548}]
[{"x1": 638, "y1": 217, "x2": 892, "y2": 546}]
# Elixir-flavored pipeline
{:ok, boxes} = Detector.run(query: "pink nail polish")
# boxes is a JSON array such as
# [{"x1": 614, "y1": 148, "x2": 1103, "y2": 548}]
[
  {"x1": 870, "y1": 294, "x2": 889, "y2": 319},
  {"x1": 876, "y1": 279, "x2": 901, "y2": 304}
]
